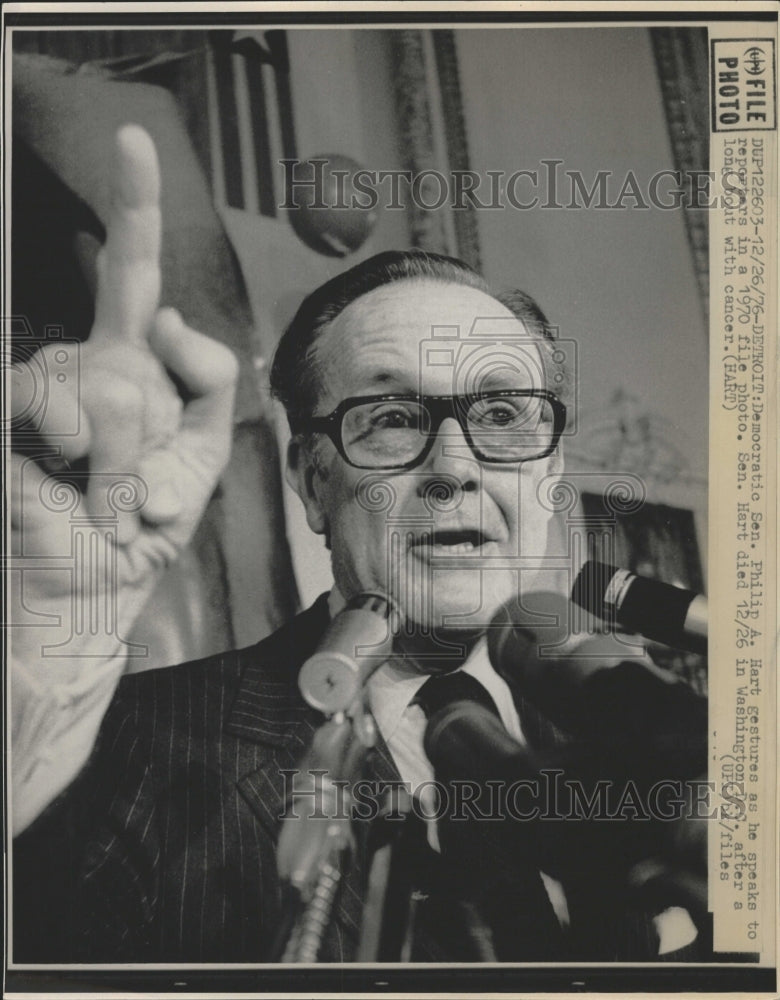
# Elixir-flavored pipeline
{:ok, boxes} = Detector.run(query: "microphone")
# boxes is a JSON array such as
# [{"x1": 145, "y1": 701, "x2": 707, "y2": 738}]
[
  {"x1": 276, "y1": 716, "x2": 355, "y2": 887},
  {"x1": 571, "y1": 560, "x2": 707, "y2": 654},
  {"x1": 487, "y1": 592, "x2": 707, "y2": 778},
  {"x1": 297, "y1": 592, "x2": 398, "y2": 714},
  {"x1": 423, "y1": 700, "x2": 538, "y2": 783}
]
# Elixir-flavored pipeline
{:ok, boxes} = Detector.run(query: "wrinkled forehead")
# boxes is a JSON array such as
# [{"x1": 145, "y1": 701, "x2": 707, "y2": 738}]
[{"x1": 312, "y1": 279, "x2": 549, "y2": 401}]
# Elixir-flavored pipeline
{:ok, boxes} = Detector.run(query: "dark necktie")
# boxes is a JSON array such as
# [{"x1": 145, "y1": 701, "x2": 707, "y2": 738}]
[
  {"x1": 410, "y1": 669, "x2": 564, "y2": 960},
  {"x1": 412, "y1": 670, "x2": 500, "y2": 721}
]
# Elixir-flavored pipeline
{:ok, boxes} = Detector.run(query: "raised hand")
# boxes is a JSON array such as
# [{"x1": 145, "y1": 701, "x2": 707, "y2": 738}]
[
  {"x1": 11, "y1": 123, "x2": 238, "y2": 649},
  {"x1": 10, "y1": 126, "x2": 238, "y2": 829}
]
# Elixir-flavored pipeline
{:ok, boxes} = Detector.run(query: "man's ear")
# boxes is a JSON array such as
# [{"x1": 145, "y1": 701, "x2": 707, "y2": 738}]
[{"x1": 286, "y1": 436, "x2": 328, "y2": 536}]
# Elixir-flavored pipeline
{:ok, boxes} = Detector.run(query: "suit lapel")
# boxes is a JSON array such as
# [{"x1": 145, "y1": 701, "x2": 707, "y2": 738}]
[
  {"x1": 227, "y1": 594, "x2": 329, "y2": 834},
  {"x1": 225, "y1": 594, "x2": 404, "y2": 952}
]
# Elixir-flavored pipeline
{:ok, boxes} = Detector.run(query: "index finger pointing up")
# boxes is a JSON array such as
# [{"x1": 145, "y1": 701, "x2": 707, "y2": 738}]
[{"x1": 91, "y1": 124, "x2": 162, "y2": 345}]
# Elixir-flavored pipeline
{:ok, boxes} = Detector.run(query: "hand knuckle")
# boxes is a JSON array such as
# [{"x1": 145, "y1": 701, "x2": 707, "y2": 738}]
[
  {"x1": 90, "y1": 376, "x2": 144, "y2": 416},
  {"x1": 202, "y1": 344, "x2": 239, "y2": 389},
  {"x1": 215, "y1": 347, "x2": 240, "y2": 386}
]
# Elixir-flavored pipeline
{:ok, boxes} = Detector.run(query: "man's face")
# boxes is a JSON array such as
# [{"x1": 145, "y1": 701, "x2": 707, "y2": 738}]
[{"x1": 288, "y1": 279, "x2": 562, "y2": 635}]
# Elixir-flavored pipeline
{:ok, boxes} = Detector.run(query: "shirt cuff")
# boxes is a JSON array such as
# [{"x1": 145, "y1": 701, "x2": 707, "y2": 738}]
[{"x1": 11, "y1": 654, "x2": 126, "y2": 836}]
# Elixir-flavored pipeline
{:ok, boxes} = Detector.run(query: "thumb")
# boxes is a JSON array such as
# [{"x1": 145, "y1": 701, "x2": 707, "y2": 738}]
[{"x1": 149, "y1": 308, "x2": 238, "y2": 452}]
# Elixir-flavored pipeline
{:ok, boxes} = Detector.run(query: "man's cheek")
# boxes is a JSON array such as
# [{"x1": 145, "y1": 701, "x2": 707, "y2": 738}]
[
  {"x1": 514, "y1": 466, "x2": 556, "y2": 552},
  {"x1": 331, "y1": 509, "x2": 389, "y2": 589}
]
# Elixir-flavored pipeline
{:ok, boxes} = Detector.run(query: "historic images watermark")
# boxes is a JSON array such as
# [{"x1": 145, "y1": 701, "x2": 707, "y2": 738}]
[
  {"x1": 280, "y1": 769, "x2": 746, "y2": 825},
  {"x1": 281, "y1": 158, "x2": 750, "y2": 212}
]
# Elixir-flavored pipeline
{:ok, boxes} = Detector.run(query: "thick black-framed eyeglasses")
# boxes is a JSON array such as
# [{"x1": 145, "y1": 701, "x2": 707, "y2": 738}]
[{"x1": 303, "y1": 390, "x2": 566, "y2": 470}]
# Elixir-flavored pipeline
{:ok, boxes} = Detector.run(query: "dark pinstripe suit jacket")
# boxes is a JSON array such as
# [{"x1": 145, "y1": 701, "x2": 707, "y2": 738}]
[{"x1": 13, "y1": 595, "x2": 683, "y2": 964}]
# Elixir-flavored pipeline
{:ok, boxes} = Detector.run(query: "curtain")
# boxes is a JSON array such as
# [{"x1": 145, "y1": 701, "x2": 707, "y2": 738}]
[{"x1": 650, "y1": 27, "x2": 710, "y2": 327}]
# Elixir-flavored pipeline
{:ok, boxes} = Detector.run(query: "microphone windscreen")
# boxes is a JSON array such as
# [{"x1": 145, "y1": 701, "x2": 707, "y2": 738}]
[
  {"x1": 424, "y1": 700, "x2": 535, "y2": 782},
  {"x1": 487, "y1": 591, "x2": 708, "y2": 778},
  {"x1": 572, "y1": 561, "x2": 699, "y2": 649},
  {"x1": 487, "y1": 591, "x2": 573, "y2": 674}
]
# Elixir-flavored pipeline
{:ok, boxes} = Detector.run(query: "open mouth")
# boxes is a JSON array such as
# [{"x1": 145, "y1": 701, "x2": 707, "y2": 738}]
[{"x1": 409, "y1": 529, "x2": 492, "y2": 555}]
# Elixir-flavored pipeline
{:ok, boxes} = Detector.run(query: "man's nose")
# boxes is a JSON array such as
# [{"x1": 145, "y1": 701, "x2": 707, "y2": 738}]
[{"x1": 417, "y1": 416, "x2": 480, "y2": 497}]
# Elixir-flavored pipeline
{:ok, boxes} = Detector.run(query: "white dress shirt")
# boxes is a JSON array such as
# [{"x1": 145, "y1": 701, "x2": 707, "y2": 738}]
[{"x1": 366, "y1": 636, "x2": 527, "y2": 840}]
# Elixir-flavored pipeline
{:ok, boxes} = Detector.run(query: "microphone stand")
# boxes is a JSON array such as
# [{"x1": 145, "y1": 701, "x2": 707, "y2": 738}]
[
  {"x1": 275, "y1": 699, "x2": 378, "y2": 962},
  {"x1": 275, "y1": 703, "x2": 429, "y2": 961},
  {"x1": 357, "y1": 786, "x2": 501, "y2": 962},
  {"x1": 356, "y1": 786, "x2": 424, "y2": 962}
]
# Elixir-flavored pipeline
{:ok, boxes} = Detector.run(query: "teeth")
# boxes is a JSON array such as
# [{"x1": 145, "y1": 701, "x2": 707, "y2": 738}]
[
  {"x1": 435, "y1": 541, "x2": 475, "y2": 553},
  {"x1": 413, "y1": 539, "x2": 482, "y2": 554}
]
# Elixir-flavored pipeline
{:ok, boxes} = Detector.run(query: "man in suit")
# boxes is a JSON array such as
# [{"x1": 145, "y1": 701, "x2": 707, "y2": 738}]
[{"x1": 11, "y1": 127, "x2": 704, "y2": 964}]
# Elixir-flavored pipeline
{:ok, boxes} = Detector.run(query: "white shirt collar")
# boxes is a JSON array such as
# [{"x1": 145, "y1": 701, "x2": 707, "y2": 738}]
[
  {"x1": 326, "y1": 587, "x2": 524, "y2": 745},
  {"x1": 366, "y1": 637, "x2": 525, "y2": 745}
]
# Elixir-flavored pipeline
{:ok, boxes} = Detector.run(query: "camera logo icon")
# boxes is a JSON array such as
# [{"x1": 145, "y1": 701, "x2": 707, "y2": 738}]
[
  {"x1": 419, "y1": 316, "x2": 577, "y2": 436},
  {"x1": 6, "y1": 317, "x2": 82, "y2": 437}
]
